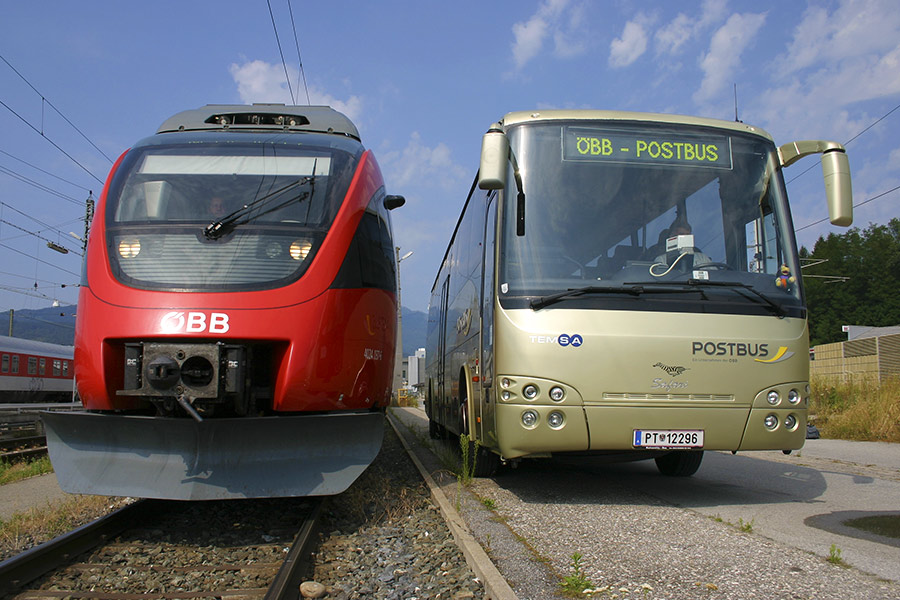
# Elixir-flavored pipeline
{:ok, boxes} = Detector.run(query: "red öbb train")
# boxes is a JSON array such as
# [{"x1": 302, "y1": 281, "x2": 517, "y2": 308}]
[{"x1": 43, "y1": 105, "x2": 404, "y2": 500}]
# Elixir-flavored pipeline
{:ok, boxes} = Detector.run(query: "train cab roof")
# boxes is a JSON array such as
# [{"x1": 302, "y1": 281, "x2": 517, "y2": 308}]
[{"x1": 156, "y1": 104, "x2": 361, "y2": 140}]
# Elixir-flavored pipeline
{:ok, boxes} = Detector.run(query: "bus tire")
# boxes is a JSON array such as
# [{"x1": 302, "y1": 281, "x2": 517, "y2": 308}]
[
  {"x1": 472, "y1": 444, "x2": 501, "y2": 477},
  {"x1": 655, "y1": 450, "x2": 704, "y2": 476}
]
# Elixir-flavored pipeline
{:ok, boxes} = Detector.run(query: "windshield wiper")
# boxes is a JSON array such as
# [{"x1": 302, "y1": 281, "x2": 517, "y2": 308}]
[
  {"x1": 204, "y1": 175, "x2": 315, "y2": 240},
  {"x1": 684, "y1": 279, "x2": 786, "y2": 317},
  {"x1": 526, "y1": 284, "x2": 704, "y2": 310}
]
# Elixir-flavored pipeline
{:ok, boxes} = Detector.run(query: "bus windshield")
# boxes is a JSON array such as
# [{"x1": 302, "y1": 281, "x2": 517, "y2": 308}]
[{"x1": 498, "y1": 121, "x2": 804, "y2": 317}]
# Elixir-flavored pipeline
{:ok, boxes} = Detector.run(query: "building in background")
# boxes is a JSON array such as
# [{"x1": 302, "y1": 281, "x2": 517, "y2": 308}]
[{"x1": 810, "y1": 325, "x2": 900, "y2": 383}]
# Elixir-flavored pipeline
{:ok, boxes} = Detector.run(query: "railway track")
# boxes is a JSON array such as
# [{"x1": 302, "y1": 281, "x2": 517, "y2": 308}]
[{"x1": 0, "y1": 497, "x2": 324, "y2": 599}]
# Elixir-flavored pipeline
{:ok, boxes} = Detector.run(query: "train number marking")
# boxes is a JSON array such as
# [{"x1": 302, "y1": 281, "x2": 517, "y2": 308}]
[{"x1": 160, "y1": 311, "x2": 230, "y2": 334}]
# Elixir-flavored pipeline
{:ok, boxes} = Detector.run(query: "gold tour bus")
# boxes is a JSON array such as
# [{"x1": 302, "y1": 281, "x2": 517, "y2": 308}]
[{"x1": 425, "y1": 110, "x2": 852, "y2": 477}]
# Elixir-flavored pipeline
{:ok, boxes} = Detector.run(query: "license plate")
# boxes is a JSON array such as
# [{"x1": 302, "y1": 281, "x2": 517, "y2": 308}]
[{"x1": 633, "y1": 429, "x2": 704, "y2": 448}]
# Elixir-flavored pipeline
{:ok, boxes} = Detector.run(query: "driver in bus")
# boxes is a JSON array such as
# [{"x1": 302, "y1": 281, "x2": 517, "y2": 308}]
[
  {"x1": 654, "y1": 217, "x2": 712, "y2": 267},
  {"x1": 209, "y1": 196, "x2": 228, "y2": 219}
]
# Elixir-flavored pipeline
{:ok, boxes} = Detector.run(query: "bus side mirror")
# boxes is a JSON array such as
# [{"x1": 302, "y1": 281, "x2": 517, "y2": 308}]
[
  {"x1": 478, "y1": 128, "x2": 509, "y2": 190},
  {"x1": 384, "y1": 195, "x2": 405, "y2": 211},
  {"x1": 821, "y1": 150, "x2": 852, "y2": 226},
  {"x1": 778, "y1": 140, "x2": 853, "y2": 227}
]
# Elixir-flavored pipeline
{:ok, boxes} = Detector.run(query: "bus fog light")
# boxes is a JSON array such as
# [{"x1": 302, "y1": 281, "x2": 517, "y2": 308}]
[
  {"x1": 764, "y1": 414, "x2": 778, "y2": 430},
  {"x1": 501, "y1": 378, "x2": 511, "y2": 388},
  {"x1": 548, "y1": 411, "x2": 564, "y2": 428},
  {"x1": 501, "y1": 390, "x2": 511, "y2": 401},
  {"x1": 523, "y1": 384, "x2": 538, "y2": 399},
  {"x1": 549, "y1": 386, "x2": 565, "y2": 401},
  {"x1": 521, "y1": 410, "x2": 538, "y2": 428},
  {"x1": 766, "y1": 390, "x2": 780, "y2": 405},
  {"x1": 788, "y1": 389, "x2": 800, "y2": 404},
  {"x1": 785, "y1": 414, "x2": 797, "y2": 430}
]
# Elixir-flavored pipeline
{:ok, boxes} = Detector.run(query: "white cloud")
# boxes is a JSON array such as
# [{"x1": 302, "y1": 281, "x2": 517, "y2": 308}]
[
  {"x1": 752, "y1": 0, "x2": 900, "y2": 142},
  {"x1": 380, "y1": 132, "x2": 468, "y2": 192},
  {"x1": 510, "y1": 0, "x2": 586, "y2": 70},
  {"x1": 693, "y1": 12, "x2": 767, "y2": 104},
  {"x1": 778, "y1": 0, "x2": 900, "y2": 77},
  {"x1": 655, "y1": 0, "x2": 727, "y2": 55},
  {"x1": 228, "y1": 59, "x2": 362, "y2": 122},
  {"x1": 609, "y1": 20, "x2": 649, "y2": 68}
]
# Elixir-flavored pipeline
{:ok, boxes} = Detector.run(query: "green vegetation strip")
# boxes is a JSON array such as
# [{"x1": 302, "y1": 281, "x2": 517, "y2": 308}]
[{"x1": 0, "y1": 456, "x2": 53, "y2": 486}]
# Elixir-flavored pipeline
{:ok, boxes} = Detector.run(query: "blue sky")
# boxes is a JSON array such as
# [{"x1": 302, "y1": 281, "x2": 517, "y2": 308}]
[{"x1": 1, "y1": 0, "x2": 898, "y2": 314}]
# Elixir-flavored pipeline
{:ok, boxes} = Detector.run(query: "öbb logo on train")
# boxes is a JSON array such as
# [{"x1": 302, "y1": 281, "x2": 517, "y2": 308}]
[{"x1": 160, "y1": 311, "x2": 230, "y2": 334}]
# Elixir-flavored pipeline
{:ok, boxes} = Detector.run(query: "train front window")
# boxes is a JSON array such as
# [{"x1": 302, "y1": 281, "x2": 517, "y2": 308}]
[
  {"x1": 105, "y1": 133, "x2": 360, "y2": 291},
  {"x1": 498, "y1": 121, "x2": 804, "y2": 317}
]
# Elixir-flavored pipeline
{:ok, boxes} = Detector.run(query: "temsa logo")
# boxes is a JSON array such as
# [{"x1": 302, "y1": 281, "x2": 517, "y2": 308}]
[{"x1": 160, "y1": 311, "x2": 230, "y2": 334}]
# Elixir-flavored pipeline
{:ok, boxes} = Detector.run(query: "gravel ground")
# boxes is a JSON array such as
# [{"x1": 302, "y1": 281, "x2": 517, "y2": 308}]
[
  {"x1": 391, "y1": 407, "x2": 900, "y2": 600},
  {"x1": 310, "y1": 423, "x2": 485, "y2": 600}
]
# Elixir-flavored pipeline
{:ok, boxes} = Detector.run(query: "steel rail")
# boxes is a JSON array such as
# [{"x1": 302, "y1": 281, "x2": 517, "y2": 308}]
[
  {"x1": 264, "y1": 496, "x2": 326, "y2": 600},
  {"x1": 0, "y1": 499, "x2": 167, "y2": 596}
]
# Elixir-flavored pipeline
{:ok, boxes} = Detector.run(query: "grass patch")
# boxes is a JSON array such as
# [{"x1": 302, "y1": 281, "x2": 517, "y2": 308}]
[
  {"x1": 827, "y1": 543, "x2": 847, "y2": 567},
  {"x1": 810, "y1": 376, "x2": 900, "y2": 443},
  {"x1": 844, "y1": 515, "x2": 900, "y2": 539},
  {"x1": 0, "y1": 495, "x2": 126, "y2": 561},
  {"x1": 0, "y1": 456, "x2": 53, "y2": 485}
]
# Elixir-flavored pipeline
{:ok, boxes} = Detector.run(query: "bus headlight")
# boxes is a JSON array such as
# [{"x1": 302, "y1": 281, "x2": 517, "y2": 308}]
[
  {"x1": 523, "y1": 384, "x2": 538, "y2": 400},
  {"x1": 118, "y1": 238, "x2": 141, "y2": 258},
  {"x1": 785, "y1": 414, "x2": 798, "y2": 430},
  {"x1": 764, "y1": 414, "x2": 778, "y2": 430},
  {"x1": 766, "y1": 390, "x2": 780, "y2": 405},
  {"x1": 521, "y1": 410, "x2": 538, "y2": 428},
  {"x1": 549, "y1": 386, "x2": 565, "y2": 402},
  {"x1": 547, "y1": 411, "x2": 564, "y2": 428},
  {"x1": 788, "y1": 389, "x2": 801, "y2": 404}
]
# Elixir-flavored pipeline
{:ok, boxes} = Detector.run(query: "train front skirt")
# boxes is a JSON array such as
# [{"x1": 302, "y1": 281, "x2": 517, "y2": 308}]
[{"x1": 41, "y1": 411, "x2": 384, "y2": 500}]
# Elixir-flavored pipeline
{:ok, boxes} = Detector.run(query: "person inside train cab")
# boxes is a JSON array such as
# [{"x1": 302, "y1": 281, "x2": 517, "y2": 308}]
[{"x1": 209, "y1": 196, "x2": 227, "y2": 219}]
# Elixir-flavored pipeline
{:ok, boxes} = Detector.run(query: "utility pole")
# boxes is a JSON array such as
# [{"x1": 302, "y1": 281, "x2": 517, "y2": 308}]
[
  {"x1": 393, "y1": 247, "x2": 413, "y2": 399},
  {"x1": 7, "y1": 309, "x2": 12, "y2": 337}
]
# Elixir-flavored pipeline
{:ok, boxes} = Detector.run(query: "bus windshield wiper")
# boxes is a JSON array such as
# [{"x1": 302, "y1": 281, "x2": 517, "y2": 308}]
[
  {"x1": 684, "y1": 279, "x2": 786, "y2": 317},
  {"x1": 204, "y1": 175, "x2": 315, "y2": 240},
  {"x1": 531, "y1": 281, "x2": 703, "y2": 310}
]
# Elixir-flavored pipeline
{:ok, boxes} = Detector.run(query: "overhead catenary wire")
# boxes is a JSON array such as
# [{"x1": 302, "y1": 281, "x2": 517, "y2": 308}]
[
  {"x1": 267, "y1": 0, "x2": 296, "y2": 105},
  {"x1": 0, "y1": 164, "x2": 85, "y2": 205},
  {"x1": 287, "y1": 0, "x2": 311, "y2": 105},
  {"x1": 0, "y1": 53, "x2": 114, "y2": 164},
  {"x1": 794, "y1": 184, "x2": 900, "y2": 233},
  {"x1": 0, "y1": 149, "x2": 92, "y2": 192},
  {"x1": 0, "y1": 98, "x2": 104, "y2": 185}
]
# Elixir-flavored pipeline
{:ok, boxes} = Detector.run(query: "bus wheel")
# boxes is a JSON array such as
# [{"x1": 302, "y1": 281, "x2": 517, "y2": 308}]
[
  {"x1": 472, "y1": 444, "x2": 501, "y2": 477},
  {"x1": 655, "y1": 450, "x2": 704, "y2": 476}
]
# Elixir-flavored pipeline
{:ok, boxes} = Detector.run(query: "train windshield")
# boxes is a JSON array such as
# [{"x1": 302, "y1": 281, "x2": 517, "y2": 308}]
[
  {"x1": 498, "y1": 121, "x2": 804, "y2": 317},
  {"x1": 105, "y1": 133, "x2": 361, "y2": 291}
]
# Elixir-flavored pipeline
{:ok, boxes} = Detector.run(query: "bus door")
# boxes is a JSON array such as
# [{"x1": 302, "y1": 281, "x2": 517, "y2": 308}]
[
  {"x1": 479, "y1": 192, "x2": 498, "y2": 446},
  {"x1": 437, "y1": 275, "x2": 450, "y2": 427}
]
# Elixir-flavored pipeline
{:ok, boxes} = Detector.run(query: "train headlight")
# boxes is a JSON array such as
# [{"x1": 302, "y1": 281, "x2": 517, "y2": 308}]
[
  {"x1": 547, "y1": 411, "x2": 564, "y2": 428},
  {"x1": 523, "y1": 384, "x2": 538, "y2": 400},
  {"x1": 785, "y1": 414, "x2": 798, "y2": 430},
  {"x1": 764, "y1": 414, "x2": 778, "y2": 430},
  {"x1": 766, "y1": 390, "x2": 780, "y2": 405},
  {"x1": 290, "y1": 240, "x2": 312, "y2": 260},
  {"x1": 549, "y1": 386, "x2": 565, "y2": 402},
  {"x1": 788, "y1": 389, "x2": 801, "y2": 404},
  {"x1": 265, "y1": 242, "x2": 283, "y2": 258},
  {"x1": 118, "y1": 238, "x2": 141, "y2": 258},
  {"x1": 521, "y1": 410, "x2": 538, "y2": 428}
]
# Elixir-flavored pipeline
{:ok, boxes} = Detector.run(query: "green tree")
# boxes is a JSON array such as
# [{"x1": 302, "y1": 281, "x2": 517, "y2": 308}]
[{"x1": 801, "y1": 218, "x2": 900, "y2": 346}]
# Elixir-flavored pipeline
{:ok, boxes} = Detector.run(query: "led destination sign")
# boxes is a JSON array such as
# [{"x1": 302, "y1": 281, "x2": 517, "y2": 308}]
[{"x1": 564, "y1": 126, "x2": 733, "y2": 169}]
